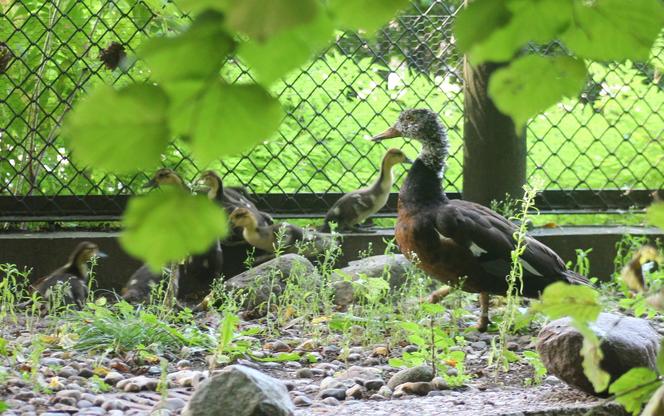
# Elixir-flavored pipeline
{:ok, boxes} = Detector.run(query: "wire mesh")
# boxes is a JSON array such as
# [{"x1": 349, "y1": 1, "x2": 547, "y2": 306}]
[{"x1": 0, "y1": 0, "x2": 662, "y2": 220}]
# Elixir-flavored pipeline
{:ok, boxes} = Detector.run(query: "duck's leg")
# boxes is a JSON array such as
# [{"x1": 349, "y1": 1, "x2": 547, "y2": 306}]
[
  {"x1": 477, "y1": 291, "x2": 490, "y2": 332},
  {"x1": 427, "y1": 285, "x2": 451, "y2": 304}
]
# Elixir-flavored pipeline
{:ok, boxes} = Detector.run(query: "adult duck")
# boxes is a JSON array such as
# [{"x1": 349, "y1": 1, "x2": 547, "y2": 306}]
[
  {"x1": 31, "y1": 241, "x2": 107, "y2": 309},
  {"x1": 320, "y1": 148, "x2": 412, "y2": 232},
  {"x1": 371, "y1": 109, "x2": 589, "y2": 331}
]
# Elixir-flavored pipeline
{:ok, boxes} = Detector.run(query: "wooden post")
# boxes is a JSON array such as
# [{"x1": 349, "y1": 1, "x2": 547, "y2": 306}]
[{"x1": 462, "y1": 59, "x2": 526, "y2": 207}]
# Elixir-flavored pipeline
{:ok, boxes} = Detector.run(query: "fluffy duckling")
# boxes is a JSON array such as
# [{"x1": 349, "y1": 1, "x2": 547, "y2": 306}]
[
  {"x1": 121, "y1": 264, "x2": 174, "y2": 303},
  {"x1": 621, "y1": 245, "x2": 663, "y2": 293},
  {"x1": 229, "y1": 207, "x2": 333, "y2": 259},
  {"x1": 197, "y1": 170, "x2": 273, "y2": 243},
  {"x1": 143, "y1": 168, "x2": 188, "y2": 189},
  {"x1": 321, "y1": 148, "x2": 412, "y2": 232},
  {"x1": 31, "y1": 241, "x2": 106, "y2": 309}
]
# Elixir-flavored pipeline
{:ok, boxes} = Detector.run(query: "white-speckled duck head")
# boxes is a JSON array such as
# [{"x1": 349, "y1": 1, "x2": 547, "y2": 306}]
[{"x1": 372, "y1": 109, "x2": 445, "y2": 144}]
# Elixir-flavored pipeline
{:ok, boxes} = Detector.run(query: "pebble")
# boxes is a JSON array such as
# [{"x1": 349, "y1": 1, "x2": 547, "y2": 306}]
[
  {"x1": 56, "y1": 389, "x2": 82, "y2": 400},
  {"x1": 447, "y1": 368, "x2": 458, "y2": 377},
  {"x1": 271, "y1": 340, "x2": 291, "y2": 352},
  {"x1": 319, "y1": 388, "x2": 347, "y2": 401},
  {"x1": 321, "y1": 397, "x2": 340, "y2": 406},
  {"x1": 295, "y1": 368, "x2": 314, "y2": 379},
  {"x1": 78, "y1": 368, "x2": 95, "y2": 378},
  {"x1": 346, "y1": 353, "x2": 362, "y2": 362},
  {"x1": 346, "y1": 384, "x2": 365, "y2": 399},
  {"x1": 364, "y1": 379, "x2": 385, "y2": 390},
  {"x1": 14, "y1": 391, "x2": 35, "y2": 401},
  {"x1": 395, "y1": 381, "x2": 433, "y2": 396},
  {"x1": 431, "y1": 376, "x2": 450, "y2": 390},
  {"x1": 104, "y1": 371, "x2": 124, "y2": 385},
  {"x1": 470, "y1": 341, "x2": 487, "y2": 350},
  {"x1": 77, "y1": 399, "x2": 93, "y2": 408},
  {"x1": 507, "y1": 341, "x2": 520, "y2": 351},
  {"x1": 102, "y1": 399, "x2": 128, "y2": 411},
  {"x1": 387, "y1": 365, "x2": 434, "y2": 389},
  {"x1": 293, "y1": 396, "x2": 313, "y2": 407},
  {"x1": 377, "y1": 385, "x2": 393, "y2": 398},
  {"x1": 176, "y1": 359, "x2": 191, "y2": 369},
  {"x1": 41, "y1": 357, "x2": 66, "y2": 367},
  {"x1": 403, "y1": 345, "x2": 419, "y2": 353},
  {"x1": 57, "y1": 366, "x2": 77, "y2": 378},
  {"x1": 370, "y1": 393, "x2": 387, "y2": 401}
]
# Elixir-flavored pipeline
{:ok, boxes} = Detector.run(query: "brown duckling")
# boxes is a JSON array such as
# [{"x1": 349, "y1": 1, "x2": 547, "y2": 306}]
[
  {"x1": 229, "y1": 207, "x2": 333, "y2": 259},
  {"x1": 121, "y1": 264, "x2": 175, "y2": 303},
  {"x1": 31, "y1": 241, "x2": 107, "y2": 309},
  {"x1": 321, "y1": 148, "x2": 412, "y2": 232},
  {"x1": 371, "y1": 109, "x2": 590, "y2": 331},
  {"x1": 621, "y1": 245, "x2": 663, "y2": 293},
  {"x1": 143, "y1": 168, "x2": 188, "y2": 190},
  {"x1": 197, "y1": 170, "x2": 273, "y2": 243}
]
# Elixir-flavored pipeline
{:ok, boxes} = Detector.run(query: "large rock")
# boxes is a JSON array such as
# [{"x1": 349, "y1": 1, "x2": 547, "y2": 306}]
[
  {"x1": 331, "y1": 254, "x2": 416, "y2": 307},
  {"x1": 387, "y1": 365, "x2": 434, "y2": 389},
  {"x1": 182, "y1": 365, "x2": 294, "y2": 416},
  {"x1": 225, "y1": 254, "x2": 319, "y2": 310},
  {"x1": 537, "y1": 312, "x2": 660, "y2": 395}
]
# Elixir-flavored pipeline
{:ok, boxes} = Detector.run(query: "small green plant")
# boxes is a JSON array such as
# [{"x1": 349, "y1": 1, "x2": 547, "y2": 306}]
[
  {"x1": 490, "y1": 184, "x2": 539, "y2": 372},
  {"x1": 89, "y1": 375, "x2": 110, "y2": 393},
  {"x1": 522, "y1": 350, "x2": 547, "y2": 386},
  {"x1": 71, "y1": 300, "x2": 212, "y2": 354},
  {"x1": 389, "y1": 303, "x2": 469, "y2": 386},
  {"x1": 157, "y1": 358, "x2": 169, "y2": 402}
]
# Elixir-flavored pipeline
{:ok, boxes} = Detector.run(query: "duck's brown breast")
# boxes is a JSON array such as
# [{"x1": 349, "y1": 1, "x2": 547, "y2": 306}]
[{"x1": 395, "y1": 205, "x2": 485, "y2": 292}]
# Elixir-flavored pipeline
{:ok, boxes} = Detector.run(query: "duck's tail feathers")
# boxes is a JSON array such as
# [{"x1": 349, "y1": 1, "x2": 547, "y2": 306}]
[{"x1": 564, "y1": 270, "x2": 591, "y2": 286}]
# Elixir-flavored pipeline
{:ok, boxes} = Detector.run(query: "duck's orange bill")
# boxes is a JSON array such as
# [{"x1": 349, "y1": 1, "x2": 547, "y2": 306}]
[{"x1": 371, "y1": 126, "x2": 402, "y2": 141}]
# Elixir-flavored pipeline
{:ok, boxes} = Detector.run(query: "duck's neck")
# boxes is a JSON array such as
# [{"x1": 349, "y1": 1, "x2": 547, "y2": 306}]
[
  {"x1": 65, "y1": 258, "x2": 88, "y2": 279},
  {"x1": 373, "y1": 159, "x2": 394, "y2": 193},
  {"x1": 400, "y1": 136, "x2": 449, "y2": 206},
  {"x1": 208, "y1": 177, "x2": 224, "y2": 202}
]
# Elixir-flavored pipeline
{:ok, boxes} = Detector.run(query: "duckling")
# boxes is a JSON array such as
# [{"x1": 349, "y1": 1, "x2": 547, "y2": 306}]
[
  {"x1": 321, "y1": 148, "x2": 412, "y2": 232},
  {"x1": 197, "y1": 170, "x2": 273, "y2": 243},
  {"x1": 121, "y1": 264, "x2": 174, "y2": 303},
  {"x1": 371, "y1": 109, "x2": 590, "y2": 331},
  {"x1": 143, "y1": 168, "x2": 188, "y2": 190},
  {"x1": 229, "y1": 207, "x2": 333, "y2": 260},
  {"x1": 621, "y1": 245, "x2": 663, "y2": 293},
  {"x1": 31, "y1": 241, "x2": 107, "y2": 309}
]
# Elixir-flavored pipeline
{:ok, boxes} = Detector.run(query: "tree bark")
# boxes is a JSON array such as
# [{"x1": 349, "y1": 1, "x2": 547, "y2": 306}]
[{"x1": 462, "y1": 59, "x2": 526, "y2": 207}]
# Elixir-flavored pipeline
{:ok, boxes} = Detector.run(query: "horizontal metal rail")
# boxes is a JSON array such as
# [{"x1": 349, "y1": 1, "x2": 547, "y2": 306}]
[{"x1": 0, "y1": 189, "x2": 657, "y2": 222}]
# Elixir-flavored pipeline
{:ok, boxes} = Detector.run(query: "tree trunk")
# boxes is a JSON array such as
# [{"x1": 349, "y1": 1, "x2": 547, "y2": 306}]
[{"x1": 462, "y1": 58, "x2": 526, "y2": 207}]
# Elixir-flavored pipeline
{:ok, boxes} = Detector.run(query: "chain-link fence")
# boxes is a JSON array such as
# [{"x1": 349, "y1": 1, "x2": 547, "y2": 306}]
[{"x1": 1, "y1": 0, "x2": 662, "y2": 221}]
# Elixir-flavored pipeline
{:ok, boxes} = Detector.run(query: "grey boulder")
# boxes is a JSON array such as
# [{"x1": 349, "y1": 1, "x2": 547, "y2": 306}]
[
  {"x1": 225, "y1": 254, "x2": 319, "y2": 310},
  {"x1": 182, "y1": 365, "x2": 294, "y2": 416},
  {"x1": 537, "y1": 312, "x2": 660, "y2": 395},
  {"x1": 332, "y1": 254, "x2": 416, "y2": 307}
]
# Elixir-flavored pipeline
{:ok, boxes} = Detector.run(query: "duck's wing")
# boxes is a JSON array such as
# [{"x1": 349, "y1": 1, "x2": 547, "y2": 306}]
[
  {"x1": 440, "y1": 200, "x2": 587, "y2": 286},
  {"x1": 325, "y1": 192, "x2": 372, "y2": 226}
]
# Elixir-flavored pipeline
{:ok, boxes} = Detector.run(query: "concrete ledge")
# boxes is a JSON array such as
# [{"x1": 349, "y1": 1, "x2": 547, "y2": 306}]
[{"x1": 0, "y1": 227, "x2": 661, "y2": 293}]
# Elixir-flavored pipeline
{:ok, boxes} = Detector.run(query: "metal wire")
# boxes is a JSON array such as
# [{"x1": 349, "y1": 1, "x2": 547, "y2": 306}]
[{"x1": 0, "y1": 0, "x2": 661, "y2": 221}]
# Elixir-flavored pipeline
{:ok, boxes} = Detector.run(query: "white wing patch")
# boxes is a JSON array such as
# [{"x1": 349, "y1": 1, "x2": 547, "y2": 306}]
[
  {"x1": 520, "y1": 259, "x2": 543, "y2": 277},
  {"x1": 435, "y1": 229, "x2": 455, "y2": 244},
  {"x1": 469, "y1": 242, "x2": 487, "y2": 257}
]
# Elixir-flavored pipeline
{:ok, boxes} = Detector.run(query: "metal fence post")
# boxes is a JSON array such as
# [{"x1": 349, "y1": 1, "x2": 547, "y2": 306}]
[{"x1": 462, "y1": 59, "x2": 527, "y2": 207}]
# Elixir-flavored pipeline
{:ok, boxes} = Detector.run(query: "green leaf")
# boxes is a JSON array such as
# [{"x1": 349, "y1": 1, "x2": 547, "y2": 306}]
[
  {"x1": 657, "y1": 340, "x2": 664, "y2": 375},
  {"x1": 63, "y1": 84, "x2": 169, "y2": 174},
  {"x1": 647, "y1": 202, "x2": 664, "y2": 230},
  {"x1": 561, "y1": 0, "x2": 664, "y2": 62},
  {"x1": 238, "y1": 11, "x2": 334, "y2": 85},
  {"x1": 0, "y1": 400, "x2": 8, "y2": 412},
  {"x1": 580, "y1": 330, "x2": 611, "y2": 393},
  {"x1": 120, "y1": 187, "x2": 228, "y2": 271},
  {"x1": 489, "y1": 55, "x2": 587, "y2": 128},
  {"x1": 531, "y1": 281, "x2": 601, "y2": 322},
  {"x1": 457, "y1": 0, "x2": 572, "y2": 63},
  {"x1": 642, "y1": 384, "x2": 664, "y2": 416},
  {"x1": 454, "y1": 0, "x2": 511, "y2": 54},
  {"x1": 167, "y1": 81, "x2": 283, "y2": 164},
  {"x1": 328, "y1": 0, "x2": 410, "y2": 34},
  {"x1": 225, "y1": 0, "x2": 319, "y2": 41},
  {"x1": 609, "y1": 367, "x2": 661, "y2": 415},
  {"x1": 141, "y1": 11, "x2": 234, "y2": 82}
]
